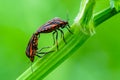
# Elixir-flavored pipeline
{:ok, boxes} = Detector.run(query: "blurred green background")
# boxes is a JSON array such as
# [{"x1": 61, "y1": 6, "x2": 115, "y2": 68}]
[{"x1": 0, "y1": 0, "x2": 120, "y2": 80}]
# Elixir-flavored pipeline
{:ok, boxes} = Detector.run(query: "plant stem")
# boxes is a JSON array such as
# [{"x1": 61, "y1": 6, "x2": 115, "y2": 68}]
[
  {"x1": 17, "y1": 2, "x2": 119, "y2": 80},
  {"x1": 94, "y1": 7, "x2": 117, "y2": 27}
]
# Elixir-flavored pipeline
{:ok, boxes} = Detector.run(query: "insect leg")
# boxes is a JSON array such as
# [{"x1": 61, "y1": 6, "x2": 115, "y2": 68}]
[
  {"x1": 36, "y1": 50, "x2": 55, "y2": 58},
  {"x1": 66, "y1": 25, "x2": 73, "y2": 34},
  {"x1": 58, "y1": 29, "x2": 67, "y2": 44},
  {"x1": 68, "y1": 24, "x2": 71, "y2": 28},
  {"x1": 37, "y1": 50, "x2": 55, "y2": 54},
  {"x1": 55, "y1": 30, "x2": 59, "y2": 50},
  {"x1": 52, "y1": 31, "x2": 56, "y2": 45},
  {"x1": 37, "y1": 46, "x2": 51, "y2": 52},
  {"x1": 36, "y1": 54, "x2": 42, "y2": 58}
]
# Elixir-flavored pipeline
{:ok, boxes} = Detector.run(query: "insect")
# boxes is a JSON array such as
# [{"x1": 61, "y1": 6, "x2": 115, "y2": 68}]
[
  {"x1": 35, "y1": 17, "x2": 72, "y2": 50},
  {"x1": 26, "y1": 33, "x2": 53, "y2": 62}
]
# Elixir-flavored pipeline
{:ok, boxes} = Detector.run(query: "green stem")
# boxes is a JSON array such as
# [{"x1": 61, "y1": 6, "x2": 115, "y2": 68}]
[
  {"x1": 94, "y1": 7, "x2": 117, "y2": 27},
  {"x1": 17, "y1": 1, "x2": 119, "y2": 80}
]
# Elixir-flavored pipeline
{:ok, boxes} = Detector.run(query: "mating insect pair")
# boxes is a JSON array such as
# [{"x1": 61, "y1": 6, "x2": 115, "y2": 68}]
[{"x1": 26, "y1": 17, "x2": 72, "y2": 62}]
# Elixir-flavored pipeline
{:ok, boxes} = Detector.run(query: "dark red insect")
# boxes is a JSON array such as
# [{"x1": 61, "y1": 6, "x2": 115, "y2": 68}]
[
  {"x1": 26, "y1": 34, "x2": 38, "y2": 62},
  {"x1": 35, "y1": 17, "x2": 72, "y2": 50},
  {"x1": 26, "y1": 17, "x2": 71, "y2": 62},
  {"x1": 26, "y1": 33, "x2": 52, "y2": 62}
]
